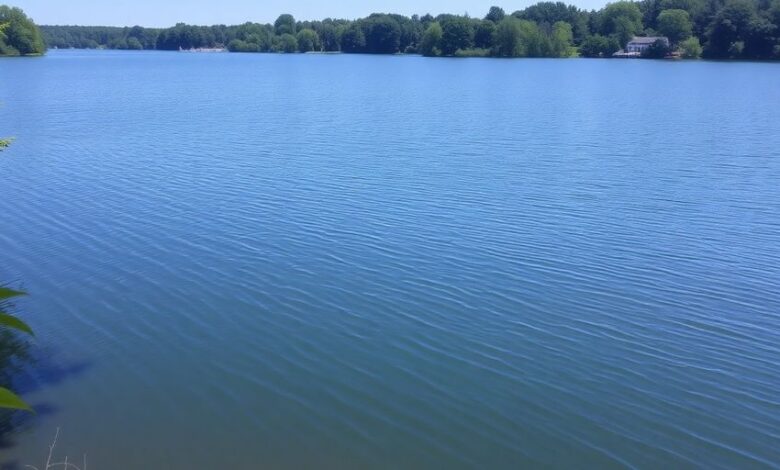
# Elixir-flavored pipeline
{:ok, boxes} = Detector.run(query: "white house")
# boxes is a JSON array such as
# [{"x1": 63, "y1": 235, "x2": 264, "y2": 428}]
[{"x1": 625, "y1": 36, "x2": 670, "y2": 53}]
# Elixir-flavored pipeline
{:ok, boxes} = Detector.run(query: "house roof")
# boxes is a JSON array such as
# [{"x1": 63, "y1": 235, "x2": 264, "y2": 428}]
[{"x1": 628, "y1": 36, "x2": 669, "y2": 44}]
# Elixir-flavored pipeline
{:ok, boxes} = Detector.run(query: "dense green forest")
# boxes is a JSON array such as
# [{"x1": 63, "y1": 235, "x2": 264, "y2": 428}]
[
  {"x1": 0, "y1": 5, "x2": 45, "y2": 56},
  {"x1": 14, "y1": 0, "x2": 780, "y2": 59}
]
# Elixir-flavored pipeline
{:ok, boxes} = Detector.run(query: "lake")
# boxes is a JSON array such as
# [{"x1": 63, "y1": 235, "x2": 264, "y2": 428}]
[{"x1": 1, "y1": 50, "x2": 779, "y2": 468}]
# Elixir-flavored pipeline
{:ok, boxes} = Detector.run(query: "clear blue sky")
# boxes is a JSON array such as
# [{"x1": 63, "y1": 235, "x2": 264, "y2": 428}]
[{"x1": 12, "y1": 0, "x2": 606, "y2": 27}]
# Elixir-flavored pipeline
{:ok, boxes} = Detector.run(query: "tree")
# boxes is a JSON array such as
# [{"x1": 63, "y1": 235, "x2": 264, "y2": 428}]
[
  {"x1": 155, "y1": 23, "x2": 217, "y2": 50},
  {"x1": 420, "y1": 22, "x2": 443, "y2": 55},
  {"x1": 363, "y1": 15, "x2": 402, "y2": 53},
  {"x1": 598, "y1": 1, "x2": 644, "y2": 46},
  {"x1": 518, "y1": 20, "x2": 547, "y2": 56},
  {"x1": 657, "y1": 9, "x2": 693, "y2": 43},
  {"x1": 517, "y1": 2, "x2": 573, "y2": 24},
  {"x1": 340, "y1": 23, "x2": 366, "y2": 52},
  {"x1": 579, "y1": 34, "x2": 621, "y2": 56},
  {"x1": 615, "y1": 16, "x2": 641, "y2": 46},
  {"x1": 18, "y1": 2, "x2": 780, "y2": 60},
  {"x1": 227, "y1": 39, "x2": 257, "y2": 52},
  {"x1": 680, "y1": 35, "x2": 703, "y2": 56},
  {"x1": 550, "y1": 21, "x2": 574, "y2": 56},
  {"x1": 274, "y1": 14, "x2": 296, "y2": 36},
  {"x1": 126, "y1": 36, "x2": 143, "y2": 50},
  {"x1": 704, "y1": 0, "x2": 773, "y2": 58},
  {"x1": 439, "y1": 16, "x2": 474, "y2": 55},
  {"x1": 0, "y1": 6, "x2": 46, "y2": 56},
  {"x1": 770, "y1": 0, "x2": 780, "y2": 29},
  {"x1": 108, "y1": 37, "x2": 128, "y2": 49},
  {"x1": 318, "y1": 24, "x2": 340, "y2": 51},
  {"x1": 296, "y1": 28, "x2": 320, "y2": 52},
  {"x1": 660, "y1": 0, "x2": 705, "y2": 17},
  {"x1": 281, "y1": 33, "x2": 299, "y2": 52},
  {"x1": 495, "y1": 17, "x2": 523, "y2": 56},
  {"x1": 395, "y1": 14, "x2": 424, "y2": 52},
  {"x1": 516, "y1": 2, "x2": 591, "y2": 44},
  {"x1": 485, "y1": 6, "x2": 506, "y2": 23},
  {"x1": 474, "y1": 20, "x2": 497, "y2": 48},
  {"x1": 743, "y1": 17, "x2": 777, "y2": 58}
]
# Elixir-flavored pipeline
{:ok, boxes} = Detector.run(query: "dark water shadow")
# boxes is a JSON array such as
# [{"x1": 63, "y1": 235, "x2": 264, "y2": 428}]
[
  {"x1": 11, "y1": 355, "x2": 92, "y2": 396},
  {"x1": 0, "y1": 343, "x2": 92, "y2": 452},
  {"x1": 0, "y1": 288, "x2": 94, "y2": 456}
]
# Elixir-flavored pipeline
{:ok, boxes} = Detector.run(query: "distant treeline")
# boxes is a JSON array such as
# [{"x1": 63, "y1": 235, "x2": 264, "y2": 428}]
[{"x1": 38, "y1": 0, "x2": 780, "y2": 59}]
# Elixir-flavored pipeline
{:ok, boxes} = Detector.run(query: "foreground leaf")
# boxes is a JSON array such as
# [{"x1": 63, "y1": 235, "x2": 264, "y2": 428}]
[
  {"x1": 0, "y1": 387, "x2": 32, "y2": 411},
  {"x1": 0, "y1": 313, "x2": 34, "y2": 335},
  {"x1": 0, "y1": 287, "x2": 26, "y2": 301}
]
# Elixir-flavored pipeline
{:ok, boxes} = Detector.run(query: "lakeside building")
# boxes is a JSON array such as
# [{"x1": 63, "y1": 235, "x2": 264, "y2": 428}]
[
  {"x1": 612, "y1": 36, "x2": 671, "y2": 58},
  {"x1": 625, "y1": 36, "x2": 670, "y2": 54}
]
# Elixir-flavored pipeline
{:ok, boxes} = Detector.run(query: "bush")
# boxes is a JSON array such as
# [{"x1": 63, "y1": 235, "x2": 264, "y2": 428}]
[{"x1": 680, "y1": 36, "x2": 702, "y2": 58}]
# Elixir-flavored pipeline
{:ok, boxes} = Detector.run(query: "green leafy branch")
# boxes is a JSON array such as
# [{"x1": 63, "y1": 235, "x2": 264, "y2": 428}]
[{"x1": 0, "y1": 286, "x2": 33, "y2": 411}]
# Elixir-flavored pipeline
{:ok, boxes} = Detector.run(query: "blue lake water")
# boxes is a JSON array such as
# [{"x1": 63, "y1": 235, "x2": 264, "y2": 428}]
[{"x1": 1, "y1": 50, "x2": 779, "y2": 468}]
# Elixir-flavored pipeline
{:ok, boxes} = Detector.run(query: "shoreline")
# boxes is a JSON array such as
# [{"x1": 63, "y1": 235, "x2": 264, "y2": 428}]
[{"x1": 25, "y1": 49, "x2": 780, "y2": 63}]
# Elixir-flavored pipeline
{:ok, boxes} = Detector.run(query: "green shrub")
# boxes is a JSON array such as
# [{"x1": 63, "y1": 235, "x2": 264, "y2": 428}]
[{"x1": 680, "y1": 36, "x2": 702, "y2": 58}]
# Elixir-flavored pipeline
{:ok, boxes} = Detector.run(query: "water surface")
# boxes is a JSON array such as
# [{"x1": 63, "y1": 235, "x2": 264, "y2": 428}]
[{"x1": 1, "y1": 50, "x2": 779, "y2": 468}]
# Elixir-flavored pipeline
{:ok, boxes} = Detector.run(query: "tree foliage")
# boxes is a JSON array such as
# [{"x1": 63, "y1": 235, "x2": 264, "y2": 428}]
[
  {"x1": 318, "y1": 24, "x2": 340, "y2": 51},
  {"x1": 680, "y1": 35, "x2": 703, "y2": 56},
  {"x1": 274, "y1": 14, "x2": 296, "y2": 36},
  {"x1": 340, "y1": 24, "x2": 366, "y2": 53},
  {"x1": 0, "y1": 287, "x2": 33, "y2": 412},
  {"x1": 551, "y1": 21, "x2": 576, "y2": 56},
  {"x1": 0, "y1": 5, "x2": 45, "y2": 56},
  {"x1": 439, "y1": 16, "x2": 475, "y2": 55},
  {"x1": 579, "y1": 34, "x2": 622, "y2": 56},
  {"x1": 276, "y1": 33, "x2": 298, "y2": 53},
  {"x1": 420, "y1": 22, "x2": 443, "y2": 56},
  {"x1": 296, "y1": 28, "x2": 320, "y2": 52},
  {"x1": 598, "y1": 1, "x2": 645, "y2": 46},
  {"x1": 657, "y1": 9, "x2": 693, "y2": 43},
  {"x1": 363, "y1": 15, "x2": 402, "y2": 53},
  {"x1": 29, "y1": 1, "x2": 780, "y2": 60},
  {"x1": 474, "y1": 20, "x2": 497, "y2": 48},
  {"x1": 485, "y1": 6, "x2": 507, "y2": 23},
  {"x1": 704, "y1": 0, "x2": 777, "y2": 57}
]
